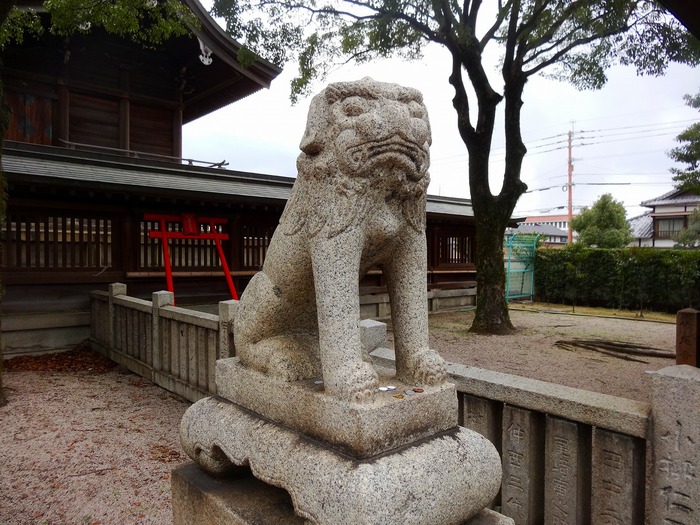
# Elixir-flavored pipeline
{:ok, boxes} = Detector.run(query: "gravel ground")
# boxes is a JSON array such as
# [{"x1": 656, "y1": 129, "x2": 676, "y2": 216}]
[
  {"x1": 1, "y1": 352, "x2": 189, "y2": 525},
  {"x1": 0, "y1": 309, "x2": 677, "y2": 524}
]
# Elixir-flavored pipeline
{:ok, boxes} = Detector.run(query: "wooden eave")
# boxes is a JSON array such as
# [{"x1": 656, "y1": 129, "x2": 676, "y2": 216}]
[
  {"x1": 2, "y1": 141, "x2": 295, "y2": 206},
  {"x1": 658, "y1": 0, "x2": 700, "y2": 39},
  {"x1": 10, "y1": 0, "x2": 282, "y2": 124},
  {"x1": 3, "y1": 142, "x2": 477, "y2": 220},
  {"x1": 180, "y1": 0, "x2": 282, "y2": 122}
]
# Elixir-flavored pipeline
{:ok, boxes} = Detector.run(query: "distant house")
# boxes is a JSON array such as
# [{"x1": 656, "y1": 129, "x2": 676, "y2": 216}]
[
  {"x1": 521, "y1": 214, "x2": 577, "y2": 241},
  {"x1": 628, "y1": 214, "x2": 654, "y2": 247},
  {"x1": 629, "y1": 189, "x2": 700, "y2": 248},
  {"x1": 509, "y1": 223, "x2": 568, "y2": 247}
]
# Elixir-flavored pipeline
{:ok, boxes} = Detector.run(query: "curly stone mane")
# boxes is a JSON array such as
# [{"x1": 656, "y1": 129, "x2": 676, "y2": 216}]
[{"x1": 281, "y1": 78, "x2": 431, "y2": 238}]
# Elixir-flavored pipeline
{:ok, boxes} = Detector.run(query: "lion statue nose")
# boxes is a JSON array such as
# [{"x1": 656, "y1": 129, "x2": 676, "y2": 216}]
[{"x1": 378, "y1": 101, "x2": 429, "y2": 146}]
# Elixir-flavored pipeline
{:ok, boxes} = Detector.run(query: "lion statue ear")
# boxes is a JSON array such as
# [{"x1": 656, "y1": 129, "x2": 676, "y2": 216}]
[{"x1": 299, "y1": 91, "x2": 329, "y2": 155}]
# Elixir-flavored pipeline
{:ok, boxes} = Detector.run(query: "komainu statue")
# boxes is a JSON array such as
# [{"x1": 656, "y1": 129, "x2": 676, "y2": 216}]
[{"x1": 234, "y1": 77, "x2": 447, "y2": 402}]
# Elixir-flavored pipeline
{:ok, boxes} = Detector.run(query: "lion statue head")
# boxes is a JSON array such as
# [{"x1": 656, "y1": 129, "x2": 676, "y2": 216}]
[{"x1": 282, "y1": 77, "x2": 432, "y2": 238}]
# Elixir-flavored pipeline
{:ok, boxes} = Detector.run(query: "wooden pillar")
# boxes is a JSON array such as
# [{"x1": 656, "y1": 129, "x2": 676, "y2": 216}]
[
  {"x1": 119, "y1": 67, "x2": 130, "y2": 152},
  {"x1": 57, "y1": 80, "x2": 69, "y2": 145}
]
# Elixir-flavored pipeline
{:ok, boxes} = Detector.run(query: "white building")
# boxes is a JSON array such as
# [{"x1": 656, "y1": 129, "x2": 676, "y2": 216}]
[{"x1": 629, "y1": 189, "x2": 700, "y2": 248}]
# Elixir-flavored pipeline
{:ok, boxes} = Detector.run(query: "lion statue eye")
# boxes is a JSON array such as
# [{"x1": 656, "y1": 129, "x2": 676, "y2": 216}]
[
  {"x1": 342, "y1": 97, "x2": 367, "y2": 117},
  {"x1": 408, "y1": 101, "x2": 426, "y2": 119}
]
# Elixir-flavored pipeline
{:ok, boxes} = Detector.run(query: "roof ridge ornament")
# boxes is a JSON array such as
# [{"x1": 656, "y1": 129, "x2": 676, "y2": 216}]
[{"x1": 197, "y1": 37, "x2": 213, "y2": 65}]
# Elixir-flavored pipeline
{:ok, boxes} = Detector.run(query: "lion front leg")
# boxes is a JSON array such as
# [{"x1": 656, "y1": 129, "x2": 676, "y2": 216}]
[
  {"x1": 311, "y1": 233, "x2": 378, "y2": 402},
  {"x1": 384, "y1": 233, "x2": 447, "y2": 386}
]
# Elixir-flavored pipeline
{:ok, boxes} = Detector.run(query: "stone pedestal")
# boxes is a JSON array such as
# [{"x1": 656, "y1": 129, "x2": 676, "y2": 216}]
[
  {"x1": 177, "y1": 355, "x2": 505, "y2": 525},
  {"x1": 172, "y1": 463, "x2": 514, "y2": 525},
  {"x1": 215, "y1": 357, "x2": 458, "y2": 458}
]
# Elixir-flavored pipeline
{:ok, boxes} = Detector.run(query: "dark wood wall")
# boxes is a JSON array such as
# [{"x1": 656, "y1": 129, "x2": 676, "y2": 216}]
[
  {"x1": 1, "y1": 186, "x2": 476, "y2": 313},
  {"x1": 3, "y1": 28, "x2": 183, "y2": 157}
]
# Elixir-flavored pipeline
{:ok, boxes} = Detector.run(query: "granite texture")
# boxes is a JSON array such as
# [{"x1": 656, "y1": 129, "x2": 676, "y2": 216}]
[
  {"x1": 180, "y1": 396, "x2": 502, "y2": 525},
  {"x1": 177, "y1": 79, "x2": 504, "y2": 525},
  {"x1": 172, "y1": 463, "x2": 304, "y2": 525},
  {"x1": 232, "y1": 77, "x2": 446, "y2": 403},
  {"x1": 648, "y1": 365, "x2": 700, "y2": 525},
  {"x1": 465, "y1": 509, "x2": 515, "y2": 525},
  {"x1": 216, "y1": 357, "x2": 458, "y2": 458},
  {"x1": 173, "y1": 462, "x2": 513, "y2": 525}
]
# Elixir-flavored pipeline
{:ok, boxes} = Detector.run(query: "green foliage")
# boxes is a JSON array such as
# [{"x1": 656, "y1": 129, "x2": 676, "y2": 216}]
[
  {"x1": 536, "y1": 246, "x2": 700, "y2": 312},
  {"x1": 571, "y1": 193, "x2": 633, "y2": 248},
  {"x1": 211, "y1": 1, "x2": 700, "y2": 102},
  {"x1": 675, "y1": 207, "x2": 700, "y2": 248},
  {"x1": 1, "y1": 0, "x2": 196, "y2": 50},
  {"x1": 210, "y1": 0, "x2": 700, "y2": 333},
  {"x1": 670, "y1": 89, "x2": 700, "y2": 193},
  {"x1": 0, "y1": 7, "x2": 43, "y2": 47}
]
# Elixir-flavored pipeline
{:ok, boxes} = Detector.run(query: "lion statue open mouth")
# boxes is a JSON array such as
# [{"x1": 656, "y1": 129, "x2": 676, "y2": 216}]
[{"x1": 233, "y1": 77, "x2": 447, "y2": 402}]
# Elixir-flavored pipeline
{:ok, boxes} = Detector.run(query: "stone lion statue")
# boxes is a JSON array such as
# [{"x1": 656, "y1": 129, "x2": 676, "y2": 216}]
[{"x1": 234, "y1": 77, "x2": 447, "y2": 402}]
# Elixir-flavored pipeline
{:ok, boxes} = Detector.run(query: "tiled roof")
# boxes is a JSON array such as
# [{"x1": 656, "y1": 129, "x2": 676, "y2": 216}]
[
  {"x1": 640, "y1": 189, "x2": 700, "y2": 207},
  {"x1": 515, "y1": 223, "x2": 568, "y2": 236},
  {"x1": 628, "y1": 213, "x2": 654, "y2": 239},
  {"x1": 3, "y1": 142, "x2": 476, "y2": 218}
]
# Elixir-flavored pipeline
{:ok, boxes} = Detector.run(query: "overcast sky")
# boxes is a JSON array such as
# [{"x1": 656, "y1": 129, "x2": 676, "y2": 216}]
[{"x1": 182, "y1": 33, "x2": 699, "y2": 220}]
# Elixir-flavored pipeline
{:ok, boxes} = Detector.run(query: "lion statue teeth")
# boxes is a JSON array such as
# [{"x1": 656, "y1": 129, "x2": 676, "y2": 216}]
[{"x1": 233, "y1": 77, "x2": 447, "y2": 402}]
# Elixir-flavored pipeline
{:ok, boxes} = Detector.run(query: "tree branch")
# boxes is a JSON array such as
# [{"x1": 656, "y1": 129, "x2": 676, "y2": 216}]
[
  {"x1": 448, "y1": 53, "x2": 474, "y2": 142},
  {"x1": 479, "y1": 0, "x2": 512, "y2": 50}
]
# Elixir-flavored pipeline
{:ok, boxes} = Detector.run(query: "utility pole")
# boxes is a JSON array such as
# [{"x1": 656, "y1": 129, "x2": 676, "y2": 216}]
[{"x1": 567, "y1": 130, "x2": 574, "y2": 244}]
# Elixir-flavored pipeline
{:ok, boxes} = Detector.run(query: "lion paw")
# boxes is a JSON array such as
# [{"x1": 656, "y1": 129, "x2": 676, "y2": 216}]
[
  {"x1": 327, "y1": 361, "x2": 379, "y2": 403},
  {"x1": 398, "y1": 348, "x2": 447, "y2": 386}
]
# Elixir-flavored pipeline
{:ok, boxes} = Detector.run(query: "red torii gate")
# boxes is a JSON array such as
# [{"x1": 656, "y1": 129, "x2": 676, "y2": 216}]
[{"x1": 145, "y1": 213, "x2": 238, "y2": 303}]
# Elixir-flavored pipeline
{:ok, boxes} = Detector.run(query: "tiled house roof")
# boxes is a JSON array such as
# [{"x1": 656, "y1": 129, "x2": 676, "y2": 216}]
[
  {"x1": 628, "y1": 213, "x2": 654, "y2": 239},
  {"x1": 641, "y1": 189, "x2": 700, "y2": 207}
]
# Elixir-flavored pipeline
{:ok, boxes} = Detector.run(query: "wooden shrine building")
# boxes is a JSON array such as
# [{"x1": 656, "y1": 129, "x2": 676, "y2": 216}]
[{"x1": 1, "y1": 0, "x2": 478, "y2": 355}]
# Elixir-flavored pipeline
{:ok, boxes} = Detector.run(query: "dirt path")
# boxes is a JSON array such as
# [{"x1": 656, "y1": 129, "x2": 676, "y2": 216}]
[
  {"x1": 0, "y1": 310, "x2": 677, "y2": 524},
  {"x1": 425, "y1": 308, "x2": 676, "y2": 401}
]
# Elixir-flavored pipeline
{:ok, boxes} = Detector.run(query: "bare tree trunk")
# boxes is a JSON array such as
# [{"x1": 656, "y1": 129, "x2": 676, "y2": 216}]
[{"x1": 470, "y1": 212, "x2": 513, "y2": 334}]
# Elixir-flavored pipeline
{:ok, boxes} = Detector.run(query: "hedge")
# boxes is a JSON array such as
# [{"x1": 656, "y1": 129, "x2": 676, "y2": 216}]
[{"x1": 535, "y1": 247, "x2": 700, "y2": 312}]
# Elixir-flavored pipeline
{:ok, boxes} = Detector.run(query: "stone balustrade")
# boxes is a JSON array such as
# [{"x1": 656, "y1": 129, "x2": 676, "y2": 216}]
[{"x1": 90, "y1": 284, "x2": 699, "y2": 525}]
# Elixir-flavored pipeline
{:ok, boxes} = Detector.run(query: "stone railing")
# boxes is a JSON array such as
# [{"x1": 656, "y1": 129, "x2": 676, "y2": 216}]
[
  {"x1": 90, "y1": 284, "x2": 698, "y2": 525},
  {"x1": 374, "y1": 348, "x2": 649, "y2": 524},
  {"x1": 90, "y1": 284, "x2": 237, "y2": 401}
]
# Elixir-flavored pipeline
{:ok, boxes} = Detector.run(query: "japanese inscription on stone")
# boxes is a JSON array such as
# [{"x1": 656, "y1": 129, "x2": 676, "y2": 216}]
[
  {"x1": 591, "y1": 428, "x2": 645, "y2": 525},
  {"x1": 501, "y1": 406, "x2": 544, "y2": 525},
  {"x1": 544, "y1": 416, "x2": 590, "y2": 525},
  {"x1": 649, "y1": 366, "x2": 699, "y2": 525}
]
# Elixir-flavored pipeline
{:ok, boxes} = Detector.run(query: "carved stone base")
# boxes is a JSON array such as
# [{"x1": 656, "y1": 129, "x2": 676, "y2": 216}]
[
  {"x1": 172, "y1": 462, "x2": 305, "y2": 525},
  {"x1": 172, "y1": 463, "x2": 514, "y2": 525},
  {"x1": 179, "y1": 396, "x2": 502, "y2": 525},
  {"x1": 216, "y1": 357, "x2": 458, "y2": 458}
]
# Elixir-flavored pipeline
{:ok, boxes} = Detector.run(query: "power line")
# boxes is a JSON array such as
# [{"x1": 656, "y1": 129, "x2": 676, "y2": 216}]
[{"x1": 431, "y1": 119, "x2": 695, "y2": 165}]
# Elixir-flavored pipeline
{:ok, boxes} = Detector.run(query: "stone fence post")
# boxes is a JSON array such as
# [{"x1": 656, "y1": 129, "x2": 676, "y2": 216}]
[
  {"x1": 648, "y1": 365, "x2": 700, "y2": 525},
  {"x1": 218, "y1": 300, "x2": 239, "y2": 359},
  {"x1": 152, "y1": 291, "x2": 175, "y2": 370},
  {"x1": 676, "y1": 308, "x2": 699, "y2": 367},
  {"x1": 108, "y1": 283, "x2": 127, "y2": 351}
]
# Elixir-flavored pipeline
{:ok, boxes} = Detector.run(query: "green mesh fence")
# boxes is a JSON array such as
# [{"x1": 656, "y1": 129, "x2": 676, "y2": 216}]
[{"x1": 504, "y1": 234, "x2": 539, "y2": 301}]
